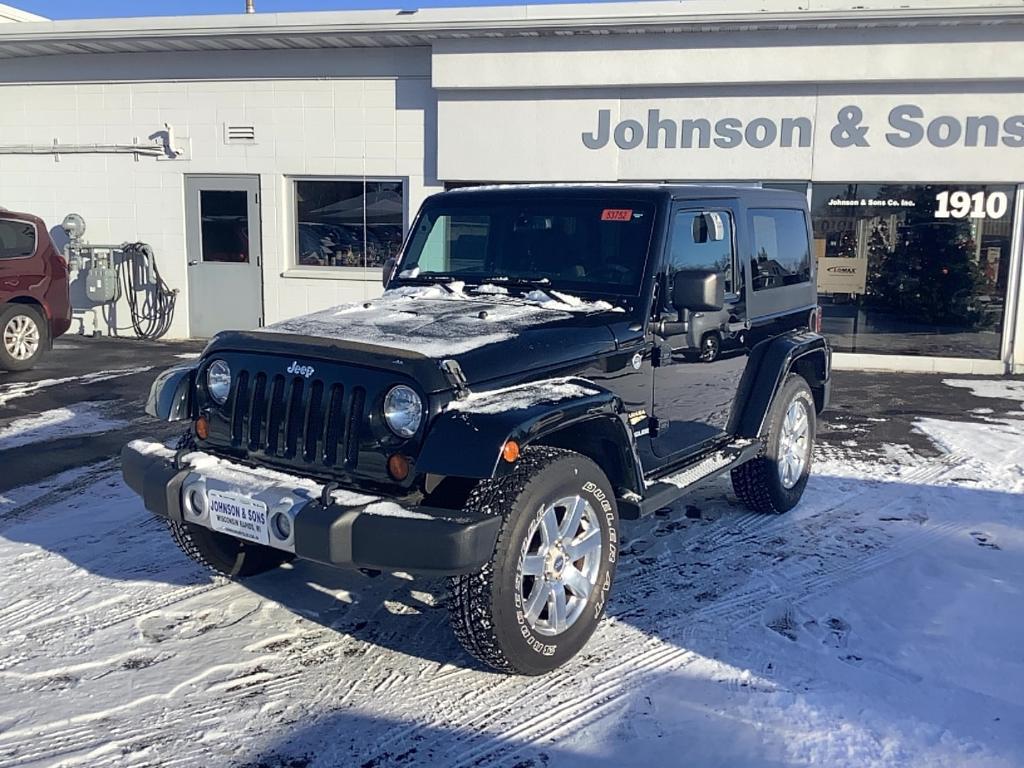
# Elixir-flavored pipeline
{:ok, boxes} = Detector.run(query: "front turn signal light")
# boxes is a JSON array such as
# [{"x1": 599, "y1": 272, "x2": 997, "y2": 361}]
[
  {"x1": 388, "y1": 453, "x2": 411, "y2": 481},
  {"x1": 194, "y1": 416, "x2": 210, "y2": 440},
  {"x1": 502, "y1": 440, "x2": 520, "y2": 463}
]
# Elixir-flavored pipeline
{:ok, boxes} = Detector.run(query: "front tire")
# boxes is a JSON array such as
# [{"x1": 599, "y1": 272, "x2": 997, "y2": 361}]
[
  {"x1": 731, "y1": 374, "x2": 816, "y2": 514},
  {"x1": 167, "y1": 519, "x2": 293, "y2": 578},
  {"x1": 0, "y1": 304, "x2": 47, "y2": 371},
  {"x1": 699, "y1": 331, "x2": 721, "y2": 362},
  {"x1": 447, "y1": 447, "x2": 619, "y2": 675}
]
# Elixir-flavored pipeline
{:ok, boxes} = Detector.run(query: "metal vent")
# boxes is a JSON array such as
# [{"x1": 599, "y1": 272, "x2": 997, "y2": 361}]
[{"x1": 223, "y1": 123, "x2": 256, "y2": 144}]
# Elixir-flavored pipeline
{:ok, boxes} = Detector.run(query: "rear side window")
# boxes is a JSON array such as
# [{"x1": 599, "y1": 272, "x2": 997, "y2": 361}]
[
  {"x1": 0, "y1": 219, "x2": 36, "y2": 260},
  {"x1": 749, "y1": 209, "x2": 811, "y2": 291}
]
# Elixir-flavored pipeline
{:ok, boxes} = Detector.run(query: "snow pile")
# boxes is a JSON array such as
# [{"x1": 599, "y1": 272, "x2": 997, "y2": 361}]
[
  {"x1": 942, "y1": 378, "x2": 1024, "y2": 408},
  {"x1": 0, "y1": 402, "x2": 128, "y2": 451},
  {"x1": 263, "y1": 283, "x2": 622, "y2": 358},
  {"x1": 446, "y1": 377, "x2": 601, "y2": 415},
  {"x1": 523, "y1": 288, "x2": 619, "y2": 313}
]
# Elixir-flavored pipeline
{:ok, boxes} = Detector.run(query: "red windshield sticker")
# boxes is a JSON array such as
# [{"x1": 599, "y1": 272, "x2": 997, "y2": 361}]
[{"x1": 601, "y1": 208, "x2": 634, "y2": 221}]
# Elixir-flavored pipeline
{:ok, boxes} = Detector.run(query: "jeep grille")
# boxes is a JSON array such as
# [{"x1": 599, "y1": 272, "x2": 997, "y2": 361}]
[{"x1": 228, "y1": 370, "x2": 366, "y2": 468}]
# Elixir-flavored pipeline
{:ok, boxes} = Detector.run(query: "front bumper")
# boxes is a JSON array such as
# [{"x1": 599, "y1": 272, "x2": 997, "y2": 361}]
[{"x1": 121, "y1": 441, "x2": 501, "y2": 576}]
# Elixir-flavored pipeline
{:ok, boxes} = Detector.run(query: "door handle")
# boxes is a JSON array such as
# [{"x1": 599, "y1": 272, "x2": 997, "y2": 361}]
[{"x1": 187, "y1": 260, "x2": 198, "y2": 266}]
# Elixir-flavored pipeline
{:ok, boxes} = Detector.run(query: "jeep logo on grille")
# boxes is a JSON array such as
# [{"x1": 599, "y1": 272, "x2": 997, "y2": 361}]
[{"x1": 287, "y1": 361, "x2": 315, "y2": 378}]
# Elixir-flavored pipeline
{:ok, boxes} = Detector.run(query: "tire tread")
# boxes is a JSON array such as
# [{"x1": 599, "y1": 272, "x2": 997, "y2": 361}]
[{"x1": 446, "y1": 446, "x2": 574, "y2": 674}]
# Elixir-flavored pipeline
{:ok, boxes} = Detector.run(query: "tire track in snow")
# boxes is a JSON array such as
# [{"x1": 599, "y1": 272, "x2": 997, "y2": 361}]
[{"x1": 437, "y1": 451, "x2": 970, "y2": 768}]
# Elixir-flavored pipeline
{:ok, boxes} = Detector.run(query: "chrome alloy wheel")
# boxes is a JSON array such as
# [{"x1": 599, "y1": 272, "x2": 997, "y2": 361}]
[
  {"x1": 517, "y1": 495, "x2": 603, "y2": 636},
  {"x1": 777, "y1": 398, "x2": 810, "y2": 490},
  {"x1": 3, "y1": 314, "x2": 40, "y2": 361}
]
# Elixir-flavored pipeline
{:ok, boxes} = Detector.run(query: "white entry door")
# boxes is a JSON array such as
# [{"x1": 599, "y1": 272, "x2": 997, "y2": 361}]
[{"x1": 185, "y1": 175, "x2": 263, "y2": 337}]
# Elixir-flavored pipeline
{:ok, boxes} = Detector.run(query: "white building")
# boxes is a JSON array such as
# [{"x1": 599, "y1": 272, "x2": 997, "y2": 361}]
[{"x1": 0, "y1": 0, "x2": 1022, "y2": 373}]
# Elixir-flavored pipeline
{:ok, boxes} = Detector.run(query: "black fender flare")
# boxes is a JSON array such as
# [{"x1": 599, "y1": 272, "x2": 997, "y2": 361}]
[
  {"x1": 146, "y1": 363, "x2": 196, "y2": 421},
  {"x1": 416, "y1": 381, "x2": 644, "y2": 493},
  {"x1": 730, "y1": 331, "x2": 831, "y2": 438}
]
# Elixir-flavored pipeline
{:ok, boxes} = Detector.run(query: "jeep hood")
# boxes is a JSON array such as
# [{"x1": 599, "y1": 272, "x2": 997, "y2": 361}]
[{"x1": 206, "y1": 285, "x2": 624, "y2": 392}]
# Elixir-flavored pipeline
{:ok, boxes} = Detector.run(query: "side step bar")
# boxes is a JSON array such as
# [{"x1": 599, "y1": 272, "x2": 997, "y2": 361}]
[{"x1": 617, "y1": 438, "x2": 762, "y2": 519}]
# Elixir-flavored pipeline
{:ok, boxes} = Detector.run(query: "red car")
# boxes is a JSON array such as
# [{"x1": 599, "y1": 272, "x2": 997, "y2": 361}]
[{"x1": 0, "y1": 209, "x2": 71, "y2": 371}]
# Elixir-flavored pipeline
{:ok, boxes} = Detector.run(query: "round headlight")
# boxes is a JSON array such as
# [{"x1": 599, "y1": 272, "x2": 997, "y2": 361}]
[
  {"x1": 206, "y1": 359, "x2": 232, "y2": 405},
  {"x1": 384, "y1": 385, "x2": 423, "y2": 438}
]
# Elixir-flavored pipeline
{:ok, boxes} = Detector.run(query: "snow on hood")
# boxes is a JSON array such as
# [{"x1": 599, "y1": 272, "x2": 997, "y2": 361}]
[
  {"x1": 263, "y1": 283, "x2": 622, "y2": 358},
  {"x1": 445, "y1": 376, "x2": 601, "y2": 415}
]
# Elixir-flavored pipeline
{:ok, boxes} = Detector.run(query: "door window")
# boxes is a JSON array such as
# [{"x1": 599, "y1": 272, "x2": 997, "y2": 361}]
[
  {"x1": 200, "y1": 190, "x2": 249, "y2": 263},
  {"x1": 667, "y1": 210, "x2": 736, "y2": 295},
  {"x1": 0, "y1": 219, "x2": 36, "y2": 260}
]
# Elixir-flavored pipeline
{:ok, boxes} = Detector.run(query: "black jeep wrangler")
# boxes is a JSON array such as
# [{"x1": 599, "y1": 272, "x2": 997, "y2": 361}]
[{"x1": 123, "y1": 185, "x2": 830, "y2": 675}]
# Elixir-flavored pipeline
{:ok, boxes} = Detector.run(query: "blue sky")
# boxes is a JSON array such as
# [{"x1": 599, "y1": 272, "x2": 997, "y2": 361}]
[{"x1": 14, "y1": 0, "x2": 601, "y2": 19}]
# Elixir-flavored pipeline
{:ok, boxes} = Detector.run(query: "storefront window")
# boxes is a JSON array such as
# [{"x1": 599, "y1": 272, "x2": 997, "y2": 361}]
[
  {"x1": 810, "y1": 183, "x2": 1016, "y2": 359},
  {"x1": 294, "y1": 179, "x2": 404, "y2": 269}
]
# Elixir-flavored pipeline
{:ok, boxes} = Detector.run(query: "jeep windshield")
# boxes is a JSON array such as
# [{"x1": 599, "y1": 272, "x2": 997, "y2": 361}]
[{"x1": 394, "y1": 197, "x2": 656, "y2": 297}]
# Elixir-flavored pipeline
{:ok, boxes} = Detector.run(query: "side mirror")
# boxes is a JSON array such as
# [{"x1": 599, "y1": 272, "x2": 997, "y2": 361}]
[
  {"x1": 382, "y1": 256, "x2": 398, "y2": 287},
  {"x1": 671, "y1": 269, "x2": 724, "y2": 312},
  {"x1": 691, "y1": 212, "x2": 725, "y2": 244}
]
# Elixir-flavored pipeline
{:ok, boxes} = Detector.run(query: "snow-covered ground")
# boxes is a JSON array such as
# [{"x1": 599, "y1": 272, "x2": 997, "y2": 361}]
[
  {"x1": 0, "y1": 379, "x2": 1022, "y2": 767},
  {"x1": 0, "y1": 402, "x2": 127, "y2": 451}
]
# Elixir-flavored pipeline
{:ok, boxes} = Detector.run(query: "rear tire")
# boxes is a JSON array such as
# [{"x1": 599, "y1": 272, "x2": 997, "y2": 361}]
[
  {"x1": 167, "y1": 519, "x2": 292, "y2": 578},
  {"x1": 731, "y1": 374, "x2": 816, "y2": 514},
  {"x1": 447, "y1": 447, "x2": 619, "y2": 675},
  {"x1": 0, "y1": 304, "x2": 47, "y2": 371}
]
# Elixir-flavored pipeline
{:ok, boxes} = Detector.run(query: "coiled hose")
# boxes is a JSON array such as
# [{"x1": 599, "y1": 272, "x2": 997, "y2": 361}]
[{"x1": 117, "y1": 242, "x2": 177, "y2": 340}]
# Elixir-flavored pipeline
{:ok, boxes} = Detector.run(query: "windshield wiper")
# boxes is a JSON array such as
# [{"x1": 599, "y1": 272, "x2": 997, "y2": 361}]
[
  {"x1": 392, "y1": 273, "x2": 465, "y2": 293},
  {"x1": 474, "y1": 276, "x2": 551, "y2": 288}
]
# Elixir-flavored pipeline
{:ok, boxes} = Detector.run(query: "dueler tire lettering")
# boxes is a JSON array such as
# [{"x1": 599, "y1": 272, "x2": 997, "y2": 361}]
[{"x1": 446, "y1": 446, "x2": 619, "y2": 675}]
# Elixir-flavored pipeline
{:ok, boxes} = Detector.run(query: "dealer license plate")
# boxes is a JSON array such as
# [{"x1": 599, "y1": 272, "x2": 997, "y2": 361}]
[{"x1": 207, "y1": 489, "x2": 270, "y2": 545}]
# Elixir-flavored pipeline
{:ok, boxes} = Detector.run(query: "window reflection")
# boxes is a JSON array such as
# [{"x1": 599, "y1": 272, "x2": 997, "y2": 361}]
[
  {"x1": 811, "y1": 183, "x2": 1015, "y2": 359},
  {"x1": 295, "y1": 179, "x2": 404, "y2": 269}
]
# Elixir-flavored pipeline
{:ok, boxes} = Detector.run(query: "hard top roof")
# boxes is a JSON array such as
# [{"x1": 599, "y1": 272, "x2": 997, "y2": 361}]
[{"x1": 434, "y1": 183, "x2": 806, "y2": 205}]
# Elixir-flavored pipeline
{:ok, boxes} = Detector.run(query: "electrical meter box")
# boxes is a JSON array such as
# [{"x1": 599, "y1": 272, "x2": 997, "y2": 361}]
[{"x1": 86, "y1": 267, "x2": 118, "y2": 303}]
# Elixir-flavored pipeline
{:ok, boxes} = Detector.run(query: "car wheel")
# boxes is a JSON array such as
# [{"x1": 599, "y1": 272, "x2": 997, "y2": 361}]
[
  {"x1": 166, "y1": 519, "x2": 293, "y2": 578},
  {"x1": 699, "y1": 331, "x2": 721, "y2": 362},
  {"x1": 0, "y1": 304, "x2": 47, "y2": 371},
  {"x1": 731, "y1": 374, "x2": 816, "y2": 514},
  {"x1": 447, "y1": 447, "x2": 619, "y2": 675}
]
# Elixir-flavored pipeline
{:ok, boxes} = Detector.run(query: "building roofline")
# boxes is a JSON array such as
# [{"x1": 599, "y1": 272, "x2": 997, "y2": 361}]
[
  {"x1": 0, "y1": 2, "x2": 47, "y2": 23},
  {"x1": 0, "y1": 0, "x2": 1022, "y2": 59}
]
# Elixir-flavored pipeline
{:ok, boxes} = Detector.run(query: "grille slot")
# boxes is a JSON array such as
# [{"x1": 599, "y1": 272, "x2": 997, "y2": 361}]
[{"x1": 224, "y1": 369, "x2": 365, "y2": 470}]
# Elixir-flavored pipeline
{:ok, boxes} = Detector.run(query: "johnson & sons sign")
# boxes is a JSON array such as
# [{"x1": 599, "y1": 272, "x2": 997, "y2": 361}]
[{"x1": 582, "y1": 105, "x2": 1024, "y2": 151}]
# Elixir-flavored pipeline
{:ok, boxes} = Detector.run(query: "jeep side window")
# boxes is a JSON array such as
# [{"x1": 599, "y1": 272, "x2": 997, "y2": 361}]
[
  {"x1": 666, "y1": 210, "x2": 736, "y2": 298},
  {"x1": 748, "y1": 209, "x2": 812, "y2": 291}
]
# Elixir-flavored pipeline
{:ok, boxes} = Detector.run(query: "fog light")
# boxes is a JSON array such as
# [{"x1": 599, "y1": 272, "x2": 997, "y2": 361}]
[
  {"x1": 195, "y1": 416, "x2": 210, "y2": 440},
  {"x1": 271, "y1": 511, "x2": 292, "y2": 540},
  {"x1": 188, "y1": 488, "x2": 207, "y2": 516},
  {"x1": 387, "y1": 453, "x2": 410, "y2": 481}
]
